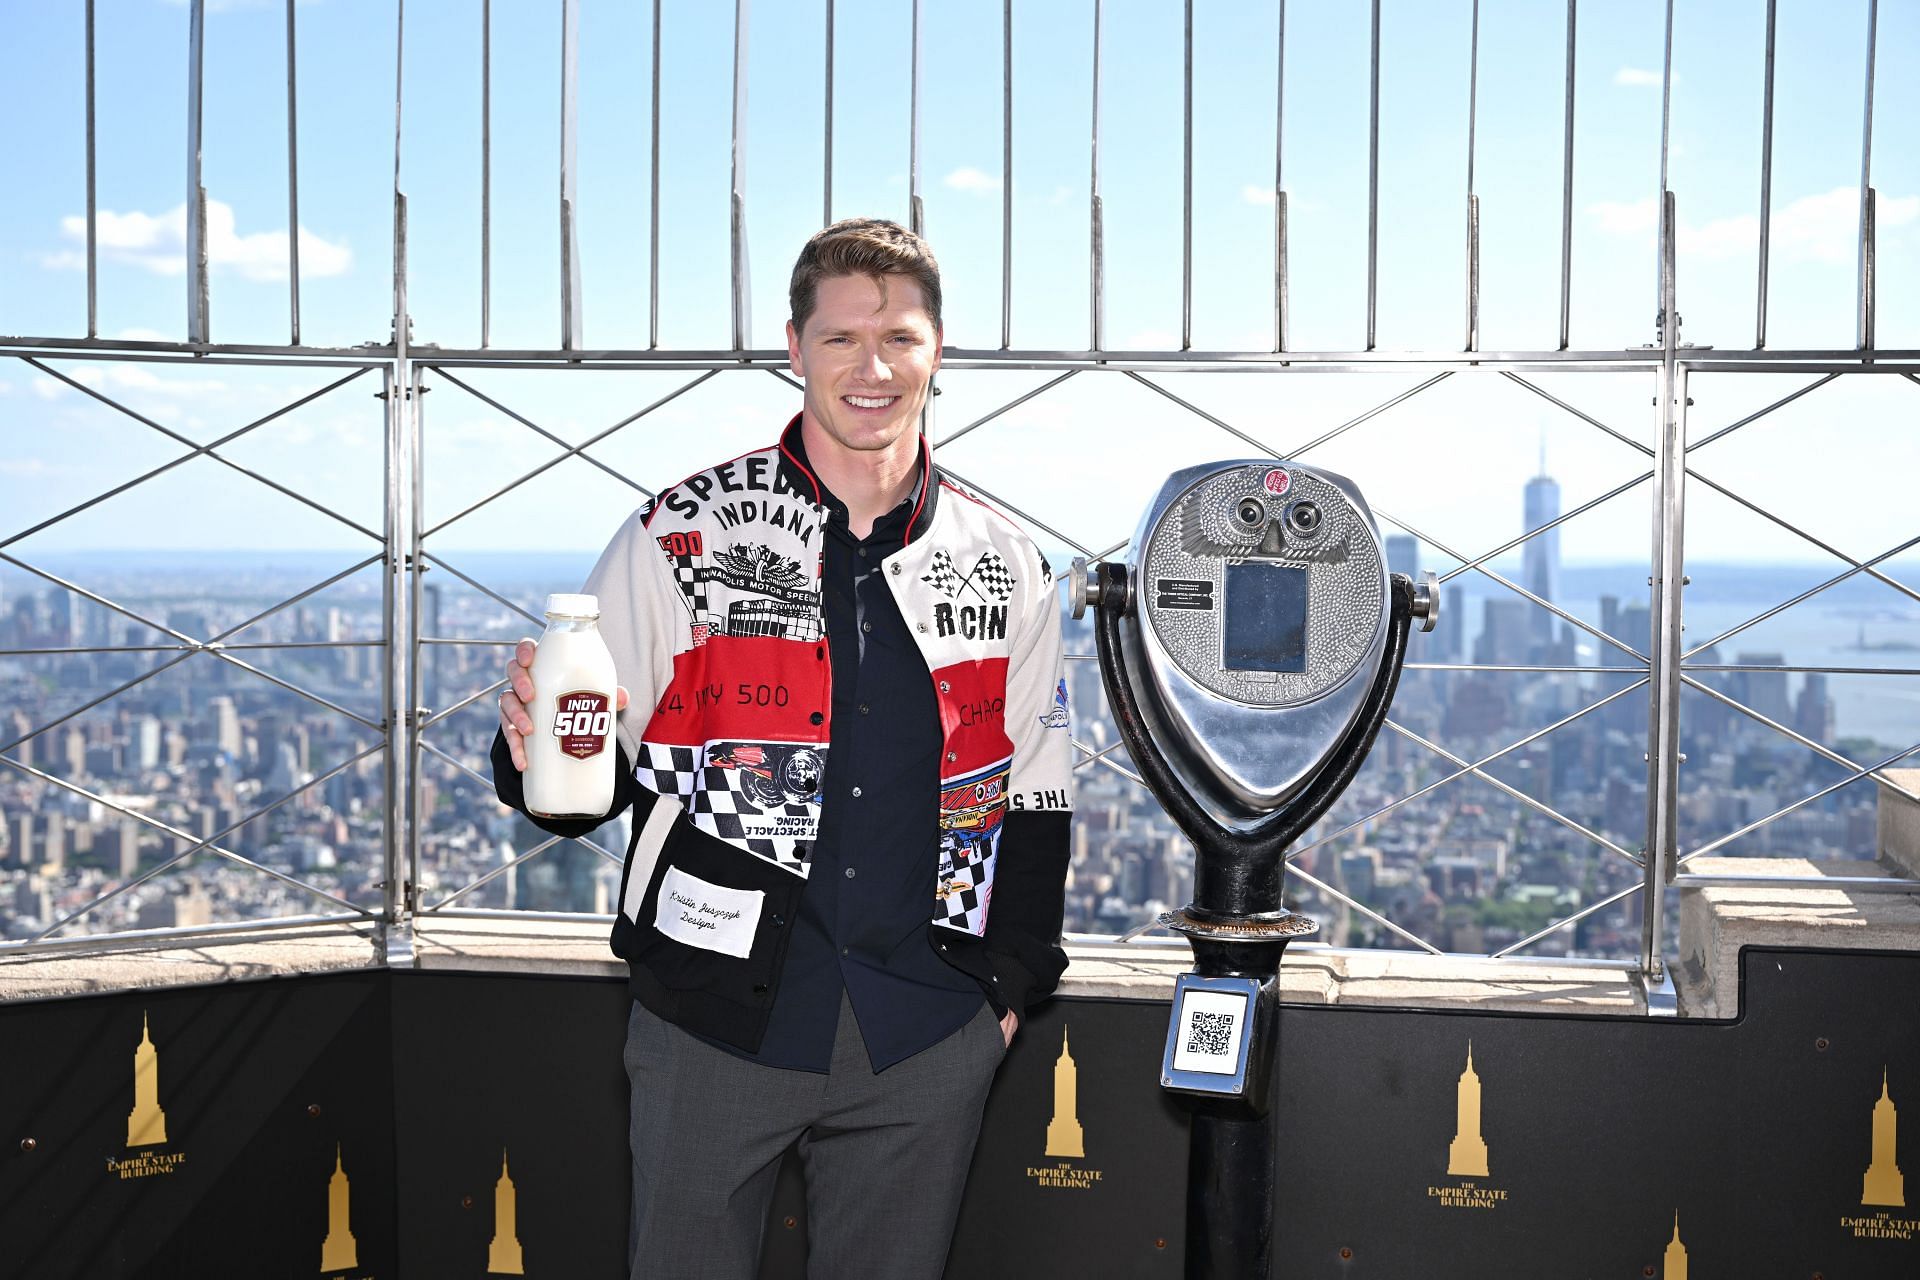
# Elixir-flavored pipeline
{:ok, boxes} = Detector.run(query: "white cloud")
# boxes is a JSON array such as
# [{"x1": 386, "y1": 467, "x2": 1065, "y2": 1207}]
[
  {"x1": 48, "y1": 200, "x2": 351, "y2": 282},
  {"x1": 1613, "y1": 66, "x2": 1668, "y2": 87},
  {"x1": 1587, "y1": 186, "x2": 1915, "y2": 265},
  {"x1": 1242, "y1": 185, "x2": 1276, "y2": 207},
  {"x1": 943, "y1": 166, "x2": 1002, "y2": 194}
]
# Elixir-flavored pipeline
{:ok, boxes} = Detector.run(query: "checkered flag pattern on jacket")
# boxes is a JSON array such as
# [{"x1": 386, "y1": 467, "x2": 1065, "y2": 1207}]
[
  {"x1": 922, "y1": 549, "x2": 965, "y2": 597},
  {"x1": 969, "y1": 550, "x2": 1015, "y2": 601},
  {"x1": 634, "y1": 743, "x2": 816, "y2": 874}
]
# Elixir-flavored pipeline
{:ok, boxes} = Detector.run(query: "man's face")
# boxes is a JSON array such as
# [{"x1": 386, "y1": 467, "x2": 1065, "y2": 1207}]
[{"x1": 787, "y1": 272, "x2": 942, "y2": 462}]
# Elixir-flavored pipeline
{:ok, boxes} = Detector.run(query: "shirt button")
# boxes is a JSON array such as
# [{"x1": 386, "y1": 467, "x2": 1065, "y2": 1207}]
[
  {"x1": 841, "y1": 947, "x2": 850, "y2": 957},
  {"x1": 858, "y1": 547, "x2": 868, "y2": 558},
  {"x1": 844, "y1": 867, "x2": 856, "y2": 879},
  {"x1": 850, "y1": 785, "x2": 863, "y2": 797},
  {"x1": 861, "y1": 620, "x2": 872, "y2": 633},
  {"x1": 858, "y1": 703, "x2": 870, "y2": 715},
  {"x1": 809, "y1": 711, "x2": 824, "y2": 725}
]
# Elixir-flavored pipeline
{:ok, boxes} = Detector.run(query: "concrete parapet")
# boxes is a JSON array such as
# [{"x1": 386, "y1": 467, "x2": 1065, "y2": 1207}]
[
  {"x1": 1675, "y1": 855, "x2": 1920, "y2": 1019},
  {"x1": 1879, "y1": 767, "x2": 1920, "y2": 878}
]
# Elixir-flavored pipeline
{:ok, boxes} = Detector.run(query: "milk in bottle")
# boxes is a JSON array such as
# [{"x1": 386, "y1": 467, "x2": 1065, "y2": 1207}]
[{"x1": 524, "y1": 593, "x2": 620, "y2": 819}]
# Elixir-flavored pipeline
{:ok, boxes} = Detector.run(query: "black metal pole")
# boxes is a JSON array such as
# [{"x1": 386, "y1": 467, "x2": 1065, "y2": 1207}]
[{"x1": 1095, "y1": 567, "x2": 1415, "y2": 1279}]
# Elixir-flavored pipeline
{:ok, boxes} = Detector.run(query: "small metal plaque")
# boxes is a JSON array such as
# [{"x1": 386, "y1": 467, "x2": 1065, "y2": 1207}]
[{"x1": 1160, "y1": 973, "x2": 1262, "y2": 1097}]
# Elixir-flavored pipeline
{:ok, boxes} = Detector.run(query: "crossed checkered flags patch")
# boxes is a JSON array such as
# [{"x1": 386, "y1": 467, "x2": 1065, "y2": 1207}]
[{"x1": 923, "y1": 549, "x2": 1016, "y2": 602}]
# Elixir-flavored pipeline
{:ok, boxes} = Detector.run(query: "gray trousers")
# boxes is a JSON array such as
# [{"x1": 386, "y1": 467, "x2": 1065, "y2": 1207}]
[{"x1": 623, "y1": 995, "x2": 1006, "y2": 1280}]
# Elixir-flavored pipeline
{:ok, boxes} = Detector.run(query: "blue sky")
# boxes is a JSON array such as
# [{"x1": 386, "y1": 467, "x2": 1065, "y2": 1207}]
[{"x1": 2, "y1": 0, "x2": 1917, "y2": 581}]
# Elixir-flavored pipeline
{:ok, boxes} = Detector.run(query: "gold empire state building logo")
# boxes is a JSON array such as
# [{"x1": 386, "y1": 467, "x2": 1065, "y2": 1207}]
[
  {"x1": 127, "y1": 1012, "x2": 167, "y2": 1148},
  {"x1": 1447, "y1": 1043, "x2": 1489, "y2": 1178},
  {"x1": 1863, "y1": 1068, "x2": 1906, "y2": 1207},
  {"x1": 1046, "y1": 1028, "x2": 1084, "y2": 1159},
  {"x1": 1664, "y1": 1211, "x2": 1688, "y2": 1279},
  {"x1": 320, "y1": 1144, "x2": 358, "y2": 1273},
  {"x1": 488, "y1": 1149, "x2": 525, "y2": 1275}
]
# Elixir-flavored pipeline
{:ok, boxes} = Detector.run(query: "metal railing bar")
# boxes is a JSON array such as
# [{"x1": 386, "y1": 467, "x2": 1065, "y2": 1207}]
[
  {"x1": 1089, "y1": 0, "x2": 1103, "y2": 352},
  {"x1": 1283, "y1": 861, "x2": 1447, "y2": 955},
  {"x1": 764, "y1": 366, "x2": 804, "y2": 393},
  {"x1": 1285, "y1": 677, "x2": 1649, "y2": 869},
  {"x1": 187, "y1": 0, "x2": 209, "y2": 344},
  {"x1": 1755, "y1": 0, "x2": 1776, "y2": 349},
  {"x1": 0, "y1": 551, "x2": 195, "y2": 647},
  {"x1": 1682, "y1": 737, "x2": 1920, "y2": 862},
  {"x1": 0, "y1": 653, "x2": 198, "y2": 756},
  {"x1": 1558, "y1": 0, "x2": 1576, "y2": 350},
  {"x1": 928, "y1": 468, "x2": 1096, "y2": 558},
  {"x1": 1465, "y1": 0, "x2": 1478, "y2": 354},
  {"x1": 1273, "y1": 0, "x2": 1287, "y2": 353},
  {"x1": 480, "y1": 0, "x2": 491, "y2": 347},
  {"x1": 729, "y1": 0, "x2": 750, "y2": 352},
  {"x1": 1687, "y1": 373, "x2": 1839, "y2": 452},
  {"x1": 206, "y1": 552, "x2": 389, "y2": 645},
  {"x1": 1383, "y1": 717, "x2": 1644, "y2": 866},
  {"x1": 419, "y1": 906, "x2": 616, "y2": 925},
  {"x1": 199, "y1": 651, "x2": 385, "y2": 730},
  {"x1": 0, "y1": 365, "x2": 374, "y2": 552},
  {"x1": 12, "y1": 744, "x2": 386, "y2": 941},
  {"x1": 931, "y1": 372, "x2": 1079, "y2": 452},
  {"x1": 1001, "y1": 0, "x2": 1012, "y2": 350},
  {"x1": 1434, "y1": 469, "x2": 1653, "y2": 589},
  {"x1": 286, "y1": 0, "x2": 301, "y2": 345},
  {"x1": 1672, "y1": 872, "x2": 1920, "y2": 894},
  {"x1": 1679, "y1": 672, "x2": 1920, "y2": 803},
  {"x1": 18, "y1": 357, "x2": 383, "y2": 542},
  {"x1": 419, "y1": 369, "x2": 714, "y2": 537},
  {"x1": 1498, "y1": 371, "x2": 1655, "y2": 458},
  {"x1": 560, "y1": 0, "x2": 582, "y2": 351},
  {"x1": 1125, "y1": 370, "x2": 1291, "y2": 460},
  {"x1": 1682, "y1": 529, "x2": 1920, "y2": 659},
  {"x1": 420, "y1": 676, "x2": 507, "y2": 728},
  {"x1": 390, "y1": 0, "x2": 408, "y2": 363},
  {"x1": 1374, "y1": 508, "x2": 1649, "y2": 664},
  {"x1": 1684, "y1": 662, "x2": 1920, "y2": 677},
  {"x1": 649, "y1": 0, "x2": 661, "y2": 349},
  {"x1": 85, "y1": 0, "x2": 98, "y2": 338},
  {"x1": 1181, "y1": 0, "x2": 1193, "y2": 351},
  {"x1": 1364, "y1": 0, "x2": 1380, "y2": 352},
  {"x1": 1281, "y1": 372, "x2": 1454, "y2": 459},
  {"x1": 421, "y1": 366, "x2": 664, "y2": 512},
  {"x1": 1856, "y1": 0, "x2": 1878, "y2": 352},
  {"x1": 1684, "y1": 467, "x2": 1920, "y2": 608},
  {"x1": 1071, "y1": 737, "x2": 1146, "y2": 788},
  {"x1": 418, "y1": 636, "x2": 517, "y2": 648},
  {"x1": 1409, "y1": 662, "x2": 1644, "y2": 673},
  {"x1": 0, "y1": 341, "x2": 392, "y2": 364},
  {"x1": 909, "y1": 0, "x2": 923, "y2": 237},
  {"x1": 0, "y1": 913, "x2": 378, "y2": 959},
  {"x1": 424, "y1": 837, "x2": 563, "y2": 911},
  {"x1": 419, "y1": 552, "x2": 545, "y2": 627},
  {"x1": 822, "y1": 0, "x2": 834, "y2": 224},
  {"x1": 1489, "y1": 883, "x2": 1641, "y2": 960}
]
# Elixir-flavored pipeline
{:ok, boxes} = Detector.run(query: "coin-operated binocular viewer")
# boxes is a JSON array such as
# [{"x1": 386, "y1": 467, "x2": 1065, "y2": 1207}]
[{"x1": 1071, "y1": 461, "x2": 1435, "y2": 1280}]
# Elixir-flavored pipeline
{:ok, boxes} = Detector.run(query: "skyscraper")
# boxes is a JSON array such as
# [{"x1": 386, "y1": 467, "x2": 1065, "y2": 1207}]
[{"x1": 1522, "y1": 452, "x2": 1561, "y2": 650}]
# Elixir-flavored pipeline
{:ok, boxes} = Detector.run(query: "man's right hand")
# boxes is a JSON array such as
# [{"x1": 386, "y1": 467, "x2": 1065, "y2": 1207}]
[{"x1": 499, "y1": 638, "x2": 630, "y2": 772}]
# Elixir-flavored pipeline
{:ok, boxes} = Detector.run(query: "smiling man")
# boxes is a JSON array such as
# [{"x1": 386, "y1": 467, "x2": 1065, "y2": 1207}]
[{"x1": 491, "y1": 219, "x2": 1073, "y2": 1279}]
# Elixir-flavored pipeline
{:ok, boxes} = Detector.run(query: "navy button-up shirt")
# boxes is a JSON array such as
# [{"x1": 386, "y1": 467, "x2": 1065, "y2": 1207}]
[{"x1": 704, "y1": 447, "x2": 984, "y2": 1073}]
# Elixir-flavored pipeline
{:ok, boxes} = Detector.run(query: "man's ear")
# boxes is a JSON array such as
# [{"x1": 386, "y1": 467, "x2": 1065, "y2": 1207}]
[
  {"x1": 786, "y1": 320, "x2": 805, "y2": 377},
  {"x1": 931, "y1": 325, "x2": 944, "y2": 373}
]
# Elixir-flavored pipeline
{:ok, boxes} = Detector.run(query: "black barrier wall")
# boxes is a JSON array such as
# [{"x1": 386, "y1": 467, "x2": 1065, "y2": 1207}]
[{"x1": 1, "y1": 949, "x2": 1916, "y2": 1277}]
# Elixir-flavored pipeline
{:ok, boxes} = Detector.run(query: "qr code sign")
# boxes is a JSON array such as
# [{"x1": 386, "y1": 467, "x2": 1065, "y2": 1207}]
[{"x1": 1185, "y1": 1010, "x2": 1236, "y2": 1058}]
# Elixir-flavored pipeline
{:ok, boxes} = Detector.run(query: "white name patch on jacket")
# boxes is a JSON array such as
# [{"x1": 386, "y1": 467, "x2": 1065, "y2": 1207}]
[{"x1": 654, "y1": 866, "x2": 763, "y2": 958}]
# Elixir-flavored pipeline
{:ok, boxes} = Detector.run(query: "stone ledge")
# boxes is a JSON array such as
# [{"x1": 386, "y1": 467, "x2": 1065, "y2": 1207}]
[
  {"x1": 0, "y1": 919, "x2": 1645, "y2": 1014},
  {"x1": 1880, "y1": 768, "x2": 1920, "y2": 879},
  {"x1": 1676, "y1": 856, "x2": 1920, "y2": 1019}
]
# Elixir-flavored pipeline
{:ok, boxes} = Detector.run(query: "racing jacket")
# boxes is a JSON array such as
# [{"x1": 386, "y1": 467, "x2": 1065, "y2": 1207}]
[{"x1": 494, "y1": 416, "x2": 1074, "y2": 1053}]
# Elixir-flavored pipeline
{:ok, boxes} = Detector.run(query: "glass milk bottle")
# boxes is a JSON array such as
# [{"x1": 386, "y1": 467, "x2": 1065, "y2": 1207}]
[{"x1": 524, "y1": 593, "x2": 620, "y2": 819}]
